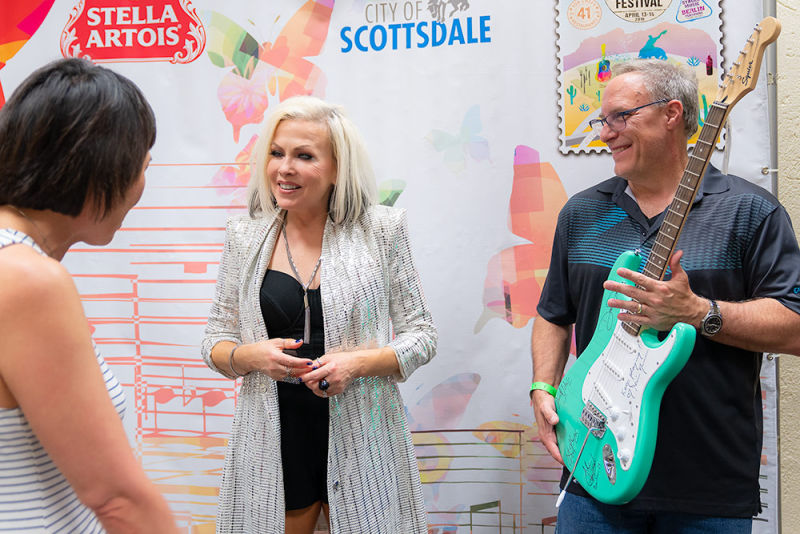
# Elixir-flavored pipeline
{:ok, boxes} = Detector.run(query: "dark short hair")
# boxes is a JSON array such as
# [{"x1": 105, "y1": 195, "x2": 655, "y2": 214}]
[{"x1": 0, "y1": 57, "x2": 156, "y2": 217}]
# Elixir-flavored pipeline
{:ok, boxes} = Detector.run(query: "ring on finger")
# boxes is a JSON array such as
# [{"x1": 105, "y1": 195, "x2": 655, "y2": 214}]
[
  {"x1": 319, "y1": 378, "x2": 330, "y2": 391},
  {"x1": 315, "y1": 358, "x2": 322, "y2": 368},
  {"x1": 636, "y1": 302, "x2": 643, "y2": 314}
]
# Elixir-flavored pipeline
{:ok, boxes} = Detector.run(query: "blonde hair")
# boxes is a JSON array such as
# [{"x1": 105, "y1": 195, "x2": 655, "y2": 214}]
[{"x1": 248, "y1": 96, "x2": 376, "y2": 224}]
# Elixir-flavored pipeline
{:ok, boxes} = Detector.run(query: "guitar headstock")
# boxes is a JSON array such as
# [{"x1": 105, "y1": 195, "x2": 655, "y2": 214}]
[{"x1": 715, "y1": 17, "x2": 781, "y2": 107}]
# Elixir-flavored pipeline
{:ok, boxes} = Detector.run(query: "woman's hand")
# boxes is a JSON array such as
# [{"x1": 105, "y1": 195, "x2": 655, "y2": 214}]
[
  {"x1": 302, "y1": 351, "x2": 361, "y2": 397},
  {"x1": 233, "y1": 339, "x2": 314, "y2": 382}
]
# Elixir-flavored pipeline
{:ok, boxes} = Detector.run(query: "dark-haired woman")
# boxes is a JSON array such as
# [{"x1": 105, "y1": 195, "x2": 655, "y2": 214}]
[{"x1": 0, "y1": 58, "x2": 177, "y2": 532}]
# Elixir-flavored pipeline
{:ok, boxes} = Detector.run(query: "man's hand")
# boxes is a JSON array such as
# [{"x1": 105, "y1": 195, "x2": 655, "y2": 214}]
[
  {"x1": 532, "y1": 389, "x2": 564, "y2": 465},
  {"x1": 603, "y1": 250, "x2": 706, "y2": 331}
]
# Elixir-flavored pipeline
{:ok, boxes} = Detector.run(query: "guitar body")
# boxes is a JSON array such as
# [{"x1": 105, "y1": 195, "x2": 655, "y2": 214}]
[{"x1": 554, "y1": 251, "x2": 696, "y2": 504}]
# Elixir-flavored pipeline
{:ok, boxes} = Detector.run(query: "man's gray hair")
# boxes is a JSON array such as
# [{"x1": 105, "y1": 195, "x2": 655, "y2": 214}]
[{"x1": 615, "y1": 59, "x2": 700, "y2": 138}]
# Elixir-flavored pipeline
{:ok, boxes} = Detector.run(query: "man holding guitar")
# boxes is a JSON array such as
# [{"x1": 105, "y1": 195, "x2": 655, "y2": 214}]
[{"x1": 531, "y1": 57, "x2": 800, "y2": 532}]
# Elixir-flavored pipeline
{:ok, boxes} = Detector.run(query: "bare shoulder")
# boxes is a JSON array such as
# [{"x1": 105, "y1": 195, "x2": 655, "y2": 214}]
[
  {"x1": 0, "y1": 244, "x2": 92, "y2": 391},
  {"x1": 0, "y1": 245, "x2": 77, "y2": 316},
  {"x1": 0, "y1": 245, "x2": 87, "y2": 405}
]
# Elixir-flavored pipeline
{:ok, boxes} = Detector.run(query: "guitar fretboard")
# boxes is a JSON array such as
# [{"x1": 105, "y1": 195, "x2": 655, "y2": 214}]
[{"x1": 621, "y1": 102, "x2": 729, "y2": 337}]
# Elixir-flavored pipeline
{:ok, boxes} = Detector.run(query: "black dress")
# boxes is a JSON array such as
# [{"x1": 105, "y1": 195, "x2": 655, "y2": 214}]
[{"x1": 259, "y1": 269, "x2": 329, "y2": 510}]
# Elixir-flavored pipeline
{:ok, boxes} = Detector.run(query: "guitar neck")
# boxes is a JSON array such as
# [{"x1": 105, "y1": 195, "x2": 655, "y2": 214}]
[
  {"x1": 621, "y1": 103, "x2": 728, "y2": 338},
  {"x1": 641, "y1": 102, "x2": 729, "y2": 282},
  {"x1": 616, "y1": 17, "x2": 779, "y2": 338}
]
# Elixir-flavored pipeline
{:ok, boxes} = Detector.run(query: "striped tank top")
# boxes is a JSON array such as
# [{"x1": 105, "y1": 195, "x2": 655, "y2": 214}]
[{"x1": 0, "y1": 229, "x2": 126, "y2": 532}]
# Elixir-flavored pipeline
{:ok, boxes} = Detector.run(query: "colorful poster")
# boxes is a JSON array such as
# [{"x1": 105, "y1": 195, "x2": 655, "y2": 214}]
[
  {"x1": 556, "y1": 0, "x2": 723, "y2": 153},
  {"x1": 0, "y1": 0, "x2": 778, "y2": 532}
]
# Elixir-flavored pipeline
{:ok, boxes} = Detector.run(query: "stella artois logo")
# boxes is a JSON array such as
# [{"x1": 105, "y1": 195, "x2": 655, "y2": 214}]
[{"x1": 60, "y1": 0, "x2": 205, "y2": 64}]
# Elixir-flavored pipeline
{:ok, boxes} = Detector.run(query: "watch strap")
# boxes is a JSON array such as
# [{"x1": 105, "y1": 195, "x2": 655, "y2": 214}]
[{"x1": 701, "y1": 299, "x2": 722, "y2": 336}]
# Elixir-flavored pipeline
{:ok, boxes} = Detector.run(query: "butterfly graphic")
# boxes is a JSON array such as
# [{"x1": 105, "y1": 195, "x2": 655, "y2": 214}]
[
  {"x1": 211, "y1": 142, "x2": 406, "y2": 208},
  {"x1": 0, "y1": 0, "x2": 56, "y2": 107},
  {"x1": 407, "y1": 375, "x2": 561, "y2": 517},
  {"x1": 378, "y1": 179, "x2": 406, "y2": 206},
  {"x1": 475, "y1": 146, "x2": 569, "y2": 334},
  {"x1": 405, "y1": 372, "x2": 480, "y2": 502},
  {"x1": 201, "y1": 0, "x2": 334, "y2": 143},
  {"x1": 426, "y1": 105, "x2": 491, "y2": 173},
  {"x1": 210, "y1": 133, "x2": 258, "y2": 203}
]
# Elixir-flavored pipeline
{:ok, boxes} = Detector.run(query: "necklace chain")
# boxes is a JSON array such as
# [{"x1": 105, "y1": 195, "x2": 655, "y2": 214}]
[
  {"x1": 282, "y1": 222, "x2": 322, "y2": 344},
  {"x1": 9, "y1": 206, "x2": 54, "y2": 257}
]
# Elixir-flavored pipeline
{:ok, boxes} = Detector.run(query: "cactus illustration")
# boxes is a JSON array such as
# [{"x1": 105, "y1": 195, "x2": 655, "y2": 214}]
[
  {"x1": 583, "y1": 66, "x2": 593, "y2": 92},
  {"x1": 687, "y1": 56, "x2": 700, "y2": 67},
  {"x1": 579, "y1": 103, "x2": 590, "y2": 112},
  {"x1": 597, "y1": 89, "x2": 602, "y2": 102},
  {"x1": 567, "y1": 85, "x2": 577, "y2": 105}
]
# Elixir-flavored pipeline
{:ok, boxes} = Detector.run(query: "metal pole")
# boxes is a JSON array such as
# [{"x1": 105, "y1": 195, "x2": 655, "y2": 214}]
[
  {"x1": 764, "y1": 0, "x2": 778, "y2": 194},
  {"x1": 765, "y1": 2, "x2": 780, "y2": 533}
]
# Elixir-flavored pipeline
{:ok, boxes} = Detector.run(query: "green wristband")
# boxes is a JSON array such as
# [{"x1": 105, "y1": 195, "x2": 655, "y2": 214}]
[{"x1": 530, "y1": 381, "x2": 557, "y2": 397}]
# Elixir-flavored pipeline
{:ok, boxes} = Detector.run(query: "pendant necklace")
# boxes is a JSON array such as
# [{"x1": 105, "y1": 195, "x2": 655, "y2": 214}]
[{"x1": 282, "y1": 222, "x2": 322, "y2": 344}]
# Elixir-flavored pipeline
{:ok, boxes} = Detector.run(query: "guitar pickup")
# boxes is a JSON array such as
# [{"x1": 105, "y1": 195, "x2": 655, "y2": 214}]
[{"x1": 580, "y1": 403, "x2": 607, "y2": 438}]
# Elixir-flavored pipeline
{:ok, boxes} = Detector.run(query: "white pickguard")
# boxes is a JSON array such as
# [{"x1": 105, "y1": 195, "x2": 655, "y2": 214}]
[{"x1": 581, "y1": 323, "x2": 679, "y2": 470}]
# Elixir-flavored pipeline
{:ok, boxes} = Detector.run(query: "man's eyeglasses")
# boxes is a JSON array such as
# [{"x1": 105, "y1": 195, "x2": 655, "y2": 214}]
[{"x1": 589, "y1": 99, "x2": 669, "y2": 134}]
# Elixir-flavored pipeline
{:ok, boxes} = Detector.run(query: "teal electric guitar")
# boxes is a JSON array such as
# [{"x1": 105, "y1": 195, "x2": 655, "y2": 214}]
[{"x1": 554, "y1": 17, "x2": 781, "y2": 506}]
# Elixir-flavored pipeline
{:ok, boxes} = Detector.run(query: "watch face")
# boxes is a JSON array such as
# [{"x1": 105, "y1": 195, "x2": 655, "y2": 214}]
[{"x1": 704, "y1": 315, "x2": 722, "y2": 334}]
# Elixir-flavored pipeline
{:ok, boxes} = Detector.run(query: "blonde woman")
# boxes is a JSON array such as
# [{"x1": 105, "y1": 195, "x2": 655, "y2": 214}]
[{"x1": 202, "y1": 96, "x2": 437, "y2": 533}]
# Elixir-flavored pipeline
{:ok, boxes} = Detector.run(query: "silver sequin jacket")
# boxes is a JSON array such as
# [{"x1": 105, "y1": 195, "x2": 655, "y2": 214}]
[{"x1": 201, "y1": 205, "x2": 437, "y2": 533}]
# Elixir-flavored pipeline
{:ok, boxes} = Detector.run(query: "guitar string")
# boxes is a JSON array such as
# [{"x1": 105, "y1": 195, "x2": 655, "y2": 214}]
[{"x1": 586, "y1": 105, "x2": 726, "y2": 428}]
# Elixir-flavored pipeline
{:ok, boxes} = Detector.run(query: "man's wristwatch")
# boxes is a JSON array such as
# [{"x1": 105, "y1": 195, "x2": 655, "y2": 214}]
[{"x1": 700, "y1": 299, "x2": 723, "y2": 337}]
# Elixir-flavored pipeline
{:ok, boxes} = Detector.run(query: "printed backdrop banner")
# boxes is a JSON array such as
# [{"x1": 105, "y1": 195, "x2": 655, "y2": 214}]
[
  {"x1": 556, "y1": 0, "x2": 724, "y2": 152},
  {"x1": 1, "y1": 0, "x2": 778, "y2": 532}
]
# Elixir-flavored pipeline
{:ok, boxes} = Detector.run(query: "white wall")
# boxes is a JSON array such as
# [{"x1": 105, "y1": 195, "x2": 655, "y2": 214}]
[{"x1": 777, "y1": 2, "x2": 800, "y2": 532}]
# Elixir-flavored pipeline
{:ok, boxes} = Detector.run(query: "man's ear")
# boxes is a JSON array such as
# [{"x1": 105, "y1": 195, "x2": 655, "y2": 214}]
[{"x1": 664, "y1": 99, "x2": 685, "y2": 132}]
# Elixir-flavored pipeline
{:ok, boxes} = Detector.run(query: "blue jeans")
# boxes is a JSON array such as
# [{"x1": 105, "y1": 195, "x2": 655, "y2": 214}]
[{"x1": 555, "y1": 493, "x2": 752, "y2": 534}]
